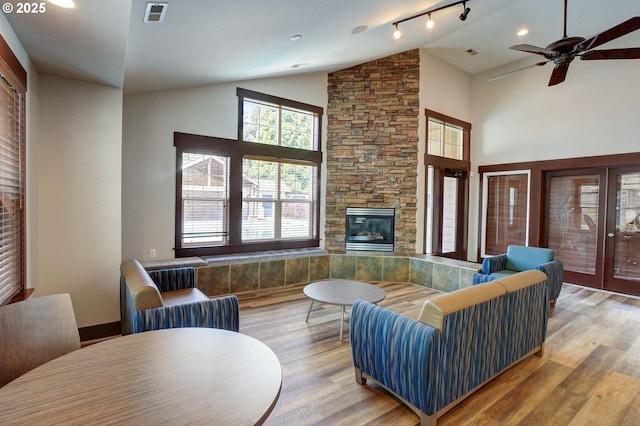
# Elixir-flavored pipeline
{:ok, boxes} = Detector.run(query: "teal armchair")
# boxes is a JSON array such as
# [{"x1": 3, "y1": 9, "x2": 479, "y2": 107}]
[{"x1": 473, "y1": 245, "x2": 564, "y2": 306}]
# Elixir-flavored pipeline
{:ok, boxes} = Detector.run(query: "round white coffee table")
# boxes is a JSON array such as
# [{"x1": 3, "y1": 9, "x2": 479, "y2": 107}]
[{"x1": 303, "y1": 279, "x2": 386, "y2": 340}]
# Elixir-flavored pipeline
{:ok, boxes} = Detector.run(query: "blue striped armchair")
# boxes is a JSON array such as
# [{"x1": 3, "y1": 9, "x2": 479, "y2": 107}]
[
  {"x1": 120, "y1": 259, "x2": 239, "y2": 335},
  {"x1": 473, "y1": 245, "x2": 564, "y2": 306}
]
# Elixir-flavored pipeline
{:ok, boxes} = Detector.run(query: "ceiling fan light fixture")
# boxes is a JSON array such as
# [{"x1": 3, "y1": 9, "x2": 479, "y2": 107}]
[
  {"x1": 517, "y1": 28, "x2": 529, "y2": 37},
  {"x1": 497, "y1": 0, "x2": 640, "y2": 86}
]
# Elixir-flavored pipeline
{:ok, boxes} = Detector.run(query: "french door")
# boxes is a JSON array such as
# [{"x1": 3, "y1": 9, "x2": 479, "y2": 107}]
[
  {"x1": 426, "y1": 166, "x2": 468, "y2": 260},
  {"x1": 545, "y1": 166, "x2": 640, "y2": 295}
]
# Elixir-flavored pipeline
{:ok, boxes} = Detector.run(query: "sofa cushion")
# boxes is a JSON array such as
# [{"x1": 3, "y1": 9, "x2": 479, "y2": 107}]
[
  {"x1": 162, "y1": 288, "x2": 210, "y2": 307},
  {"x1": 505, "y1": 245, "x2": 554, "y2": 272},
  {"x1": 417, "y1": 282, "x2": 506, "y2": 333},
  {"x1": 121, "y1": 259, "x2": 164, "y2": 310}
]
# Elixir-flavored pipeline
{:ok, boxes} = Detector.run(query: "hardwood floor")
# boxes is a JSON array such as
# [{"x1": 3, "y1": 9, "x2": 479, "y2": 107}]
[{"x1": 237, "y1": 282, "x2": 640, "y2": 425}]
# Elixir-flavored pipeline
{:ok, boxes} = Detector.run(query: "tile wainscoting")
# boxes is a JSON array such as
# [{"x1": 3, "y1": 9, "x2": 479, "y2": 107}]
[{"x1": 141, "y1": 250, "x2": 481, "y2": 297}]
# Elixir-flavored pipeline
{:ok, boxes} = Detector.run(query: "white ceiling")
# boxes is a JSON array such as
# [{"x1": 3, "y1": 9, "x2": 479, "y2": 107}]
[{"x1": 5, "y1": 0, "x2": 640, "y2": 93}]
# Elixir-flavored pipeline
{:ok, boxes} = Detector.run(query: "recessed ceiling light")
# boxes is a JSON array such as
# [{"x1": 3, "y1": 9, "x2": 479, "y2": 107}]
[
  {"x1": 351, "y1": 25, "x2": 368, "y2": 35},
  {"x1": 517, "y1": 28, "x2": 529, "y2": 36},
  {"x1": 290, "y1": 34, "x2": 303, "y2": 42},
  {"x1": 47, "y1": 0, "x2": 77, "y2": 8}
]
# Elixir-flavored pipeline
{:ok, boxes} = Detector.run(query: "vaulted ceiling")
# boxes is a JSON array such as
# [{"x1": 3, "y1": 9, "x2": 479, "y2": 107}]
[{"x1": 5, "y1": 0, "x2": 640, "y2": 93}]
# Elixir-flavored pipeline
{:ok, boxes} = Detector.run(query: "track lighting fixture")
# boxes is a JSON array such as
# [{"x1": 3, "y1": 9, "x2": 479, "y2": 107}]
[
  {"x1": 459, "y1": 2, "x2": 471, "y2": 21},
  {"x1": 392, "y1": 0, "x2": 472, "y2": 39}
]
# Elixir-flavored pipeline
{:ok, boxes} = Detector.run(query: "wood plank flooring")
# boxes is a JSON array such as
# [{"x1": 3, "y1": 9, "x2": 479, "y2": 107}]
[{"x1": 237, "y1": 282, "x2": 640, "y2": 425}]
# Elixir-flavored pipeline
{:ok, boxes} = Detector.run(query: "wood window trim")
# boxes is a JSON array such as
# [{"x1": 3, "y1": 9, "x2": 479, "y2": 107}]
[
  {"x1": 0, "y1": 34, "x2": 27, "y2": 92},
  {"x1": 424, "y1": 110, "x2": 471, "y2": 259},
  {"x1": 425, "y1": 108, "x2": 471, "y2": 163},
  {"x1": 237, "y1": 87, "x2": 323, "y2": 148}
]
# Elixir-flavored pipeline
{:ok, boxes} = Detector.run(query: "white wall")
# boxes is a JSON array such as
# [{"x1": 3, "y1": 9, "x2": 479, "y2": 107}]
[
  {"x1": 418, "y1": 50, "x2": 473, "y2": 256},
  {"x1": 122, "y1": 72, "x2": 328, "y2": 261},
  {"x1": 472, "y1": 57, "x2": 640, "y2": 164},
  {"x1": 36, "y1": 75, "x2": 122, "y2": 327}
]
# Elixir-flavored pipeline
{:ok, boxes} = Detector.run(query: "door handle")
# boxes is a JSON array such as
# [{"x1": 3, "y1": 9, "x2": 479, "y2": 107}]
[{"x1": 608, "y1": 232, "x2": 615, "y2": 238}]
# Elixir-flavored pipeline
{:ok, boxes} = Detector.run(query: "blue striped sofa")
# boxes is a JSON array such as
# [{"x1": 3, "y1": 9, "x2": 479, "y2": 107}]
[
  {"x1": 472, "y1": 245, "x2": 564, "y2": 306},
  {"x1": 120, "y1": 259, "x2": 239, "y2": 335},
  {"x1": 350, "y1": 270, "x2": 549, "y2": 426}
]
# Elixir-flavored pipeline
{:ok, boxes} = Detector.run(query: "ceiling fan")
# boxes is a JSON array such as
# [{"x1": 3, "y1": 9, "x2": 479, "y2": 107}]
[{"x1": 490, "y1": 0, "x2": 640, "y2": 86}]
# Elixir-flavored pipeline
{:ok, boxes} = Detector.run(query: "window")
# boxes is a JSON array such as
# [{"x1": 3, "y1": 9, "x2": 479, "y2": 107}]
[
  {"x1": 0, "y1": 35, "x2": 27, "y2": 306},
  {"x1": 242, "y1": 158, "x2": 316, "y2": 241},
  {"x1": 181, "y1": 152, "x2": 229, "y2": 246},
  {"x1": 424, "y1": 110, "x2": 470, "y2": 260},
  {"x1": 427, "y1": 117, "x2": 464, "y2": 160},
  {"x1": 174, "y1": 88, "x2": 322, "y2": 256},
  {"x1": 481, "y1": 171, "x2": 530, "y2": 257}
]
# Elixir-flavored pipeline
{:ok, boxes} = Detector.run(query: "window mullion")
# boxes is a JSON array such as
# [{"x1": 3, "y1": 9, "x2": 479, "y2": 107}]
[{"x1": 228, "y1": 155, "x2": 244, "y2": 245}]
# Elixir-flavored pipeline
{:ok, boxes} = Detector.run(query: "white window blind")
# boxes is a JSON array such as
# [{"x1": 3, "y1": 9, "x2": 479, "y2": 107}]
[{"x1": 0, "y1": 71, "x2": 25, "y2": 305}]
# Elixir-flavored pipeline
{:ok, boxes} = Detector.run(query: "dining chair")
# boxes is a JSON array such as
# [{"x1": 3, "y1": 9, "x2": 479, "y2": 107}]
[{"x1": 0, "y1": 293, "x2": 81, "y2": 388}]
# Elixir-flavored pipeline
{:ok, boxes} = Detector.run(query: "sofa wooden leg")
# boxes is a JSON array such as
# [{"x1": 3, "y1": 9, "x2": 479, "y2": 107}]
[
  {"x1": 550, "y1": 299, "x2": 556, "y2": 307},
  {"x1": 354, "y1": 367, "x2": 366, "y2": 385},
  {"x1": 419, "y1": 412, "x2": 437, "y2": 426},
  {"x1": 536, "y1": 344, "x2": 545, "y2": 357}
]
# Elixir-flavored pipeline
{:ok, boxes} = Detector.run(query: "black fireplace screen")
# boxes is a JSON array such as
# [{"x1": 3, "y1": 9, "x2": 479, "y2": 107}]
[{"x1": 345, "y1": 208, "x2": 395, "y2": 252}]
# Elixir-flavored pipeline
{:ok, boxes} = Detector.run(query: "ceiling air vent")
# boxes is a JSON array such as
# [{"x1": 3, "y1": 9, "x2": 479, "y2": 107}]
[{"x1": 144, "y1": 2, "x2": 168, "y2": 23}]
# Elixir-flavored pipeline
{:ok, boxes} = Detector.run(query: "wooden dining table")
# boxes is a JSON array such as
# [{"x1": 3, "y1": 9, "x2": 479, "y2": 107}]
[{"x1": 0, "y1": 327, "x2": 282, "y2": 425}]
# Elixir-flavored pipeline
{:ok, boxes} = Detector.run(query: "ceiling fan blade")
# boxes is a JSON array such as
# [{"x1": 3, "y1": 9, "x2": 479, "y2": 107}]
[
  {"x1": 576, "y1": 16, "x2": 640, "y2": 51},
  {"x1": 510, "y1": 44, "x2": 557, "y2": 57},
  {"x1": 581, "y1": 47, "x2": 640, "y2": 60},
  {"x1": 488, "y1": 61, "x2": 550, "y2": 82},
  {"x1": 548, "y1": 65, "x2": 569, "y2": 86}
]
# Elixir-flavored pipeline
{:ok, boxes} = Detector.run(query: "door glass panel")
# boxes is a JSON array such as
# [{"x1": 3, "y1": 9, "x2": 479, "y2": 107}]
[
  {"x1": 483, "y1": 172, "x2": 529, "y2": 256},
  {"x1": 548, "y1": 175, "x2": 599, "y2": 274},
  {"x1": 441, "y1": 176, "x2": 457, "y2": 253},
  {"x1": 613, "y1": 171, "x2": 640, "y2": 281},
  {"x1": 425, "y1": 166, "x2": 434, "y2": 254}
]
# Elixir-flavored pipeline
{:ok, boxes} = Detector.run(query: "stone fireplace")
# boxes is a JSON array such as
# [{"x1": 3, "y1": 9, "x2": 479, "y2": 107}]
[
  {"x1": 345, "y1": 208, "x2": 395, "y2": 252},
  {"x1": 325, "y1": 49, "x2": 420, "y2": 253}
]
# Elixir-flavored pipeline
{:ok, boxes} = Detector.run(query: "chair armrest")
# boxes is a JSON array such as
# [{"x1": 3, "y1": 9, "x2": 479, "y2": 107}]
[
  {"x1": 350, "y1": 299, "x2": 441, "y2": 417},
  {"x1": 147, "y1": 267, "x2": 196, "y2": 292},
  {"x1": 481, "y1": 254, "x2": 507, "y2": 274},
  {"x1": 133, "y1": 295, "x2": 239, "y2": 333},
  {"x1": 536, "y1": 261, "x2": 564, "y2": 302},
  {"x1": 472, "y1": 273, "x2": 497, "y2": 285}
]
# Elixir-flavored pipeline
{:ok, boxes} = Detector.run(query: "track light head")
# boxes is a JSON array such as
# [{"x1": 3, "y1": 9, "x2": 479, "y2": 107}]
[
  {"x1": 393, "y1": 24, "x2": 402, "y2": 40},
  {"x1": 459, "y1": 2, "x2": 471, "y2": 21},
  {"x1": 426, "y1": 13, "x2": 434, "y2": 29}
]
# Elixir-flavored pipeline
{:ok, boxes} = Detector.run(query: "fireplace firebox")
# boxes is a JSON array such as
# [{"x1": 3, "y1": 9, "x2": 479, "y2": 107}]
[{"x1": 345, "y1": 208, "x2": 395, "y2": 252}]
